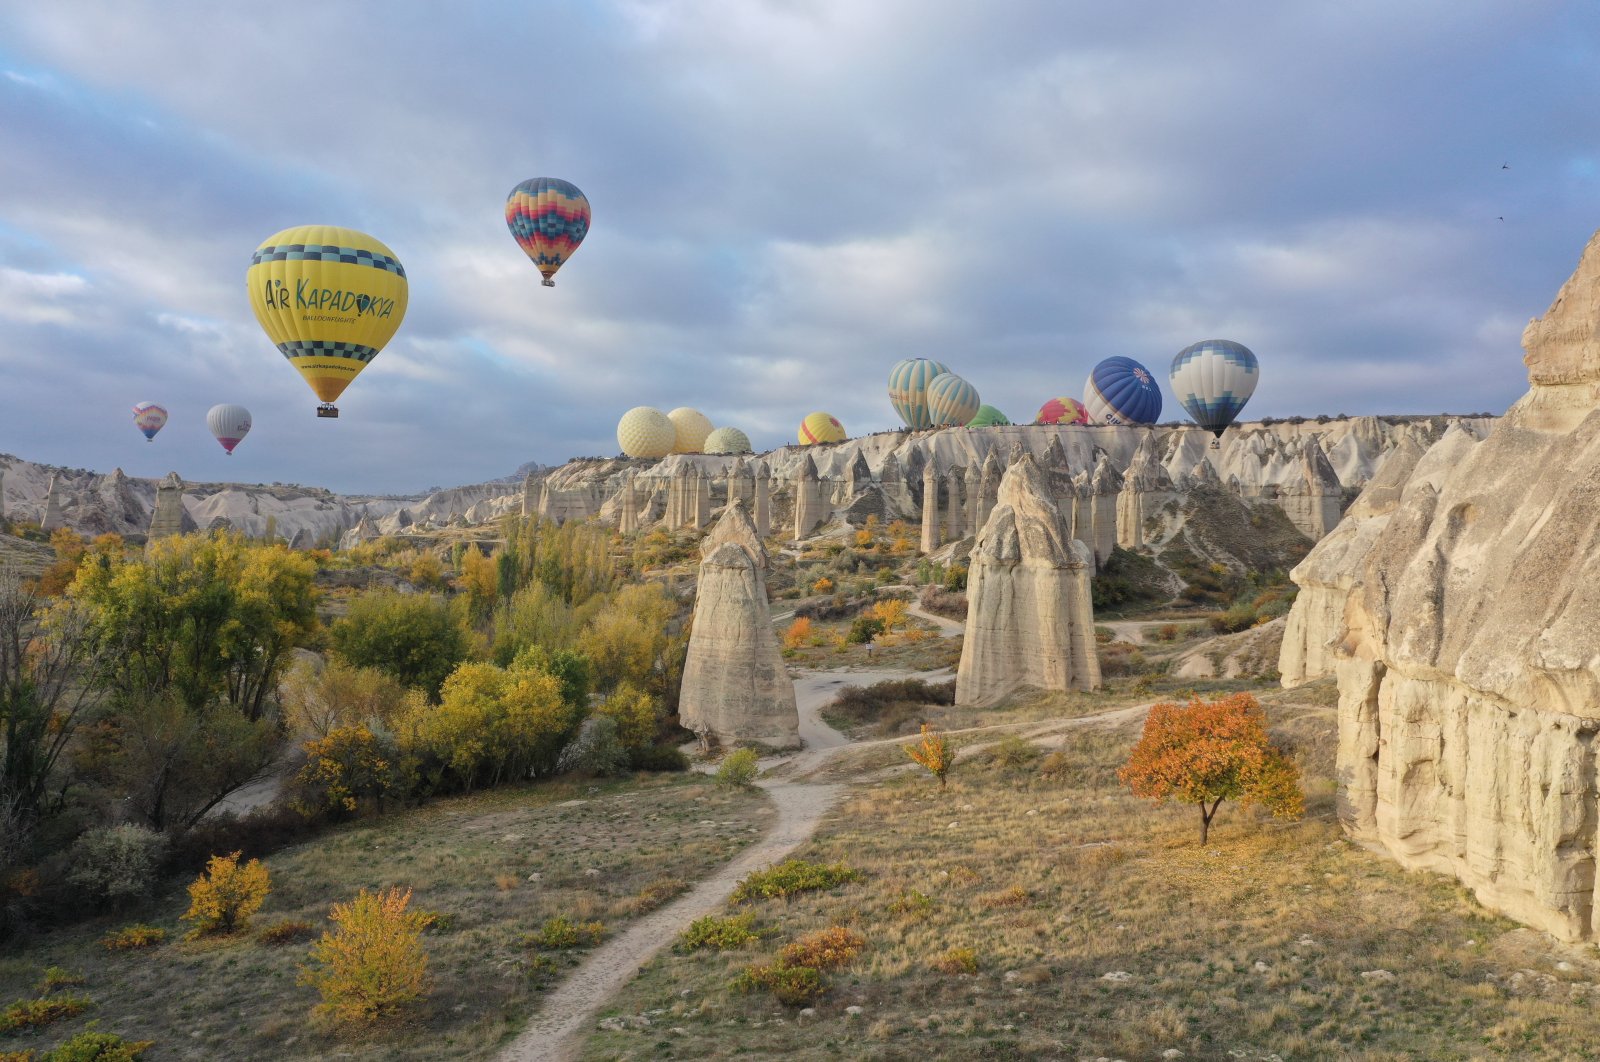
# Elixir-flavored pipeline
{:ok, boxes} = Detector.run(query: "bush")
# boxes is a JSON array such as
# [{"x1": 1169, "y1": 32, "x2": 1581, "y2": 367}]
[
  {"x1": 255, "y1": 919, "x2": 315, "y2": 945},
  {"x1": 825, "y1": 678, "x2": 954, "y2": 737},
  {"x1": 734, "y1": 963, "x2": 824, "y2": 1006},
  {"x1": 932, "y1": 946, "x2": 979, "y2": 974},
  {"x1": 99, "y1": 925, "x2": 164, "y2": 951},
  {"x1": 291, "y1": 724, "x2": 399, "y2": 818},
  {"x1": 329, "y1": 592, "x2": 467, "y2": 700},
  {"x1": 526, "y1": 915, "x2": 604, "y2": 950},
  {"x1": 563, "y1": 715, "x2": 631, "y2": 777},
  {"x1": 989, "y1": 734, "x2": 1040, "y2": 769},
  {"x1": 904, "y1": 724, "x2": 953, "y2": 788},
  {"x1": 731, "y1": 860, "x2": 861, "y2": 903},
  {"x1": 781, "y1": 617, "x2": 813, "y2": 651},
  {"x1": 715, "y1": 748, "x2": 760, "y2": 789},
  {"x1": 182, "y1": 851, "x2": 270, "y2": 938},
  {"x1": 0, "y1": 996, "x2": 91, "y2": 1033},
  {"x1": 678, "y1": 913, "x2": 759, "y2": 952},
  {"x1": 36, "y1": 968, "x2": 85, "y2": 993},
  {"x1": 628, "y1": 744, "x2": 689, "y2": 773},
  {"x1": 917, "y1": 585, "x2": 967, "y2": 619},
  {"x1": 845, "y1": 614, "x2": 885, "y2": 645},
  {"x1": 39, "y1": 1026, "x2": 153, "y2": 1062},
  {"x1": 887, "y1": 889, "x2": 933, "y2": 920},
  {"x1": 777, "y1": 926, "x2": 865, "y2": 971},
  {"x1": 300, "y1": 886, "x2": 433, "y2": 1024},
  {"x1": 66, "y1": 825, "x2": 165, "y2": 908}
]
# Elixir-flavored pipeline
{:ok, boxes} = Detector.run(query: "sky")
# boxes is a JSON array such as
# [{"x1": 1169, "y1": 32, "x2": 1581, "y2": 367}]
[{"x1": 2, "y1": 1, "x2": 1598, "y2": 494}]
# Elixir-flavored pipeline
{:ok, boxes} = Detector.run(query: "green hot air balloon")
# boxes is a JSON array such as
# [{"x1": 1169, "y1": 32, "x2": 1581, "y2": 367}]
[{"x1": 967, "y1": 404, "x2": 1010, "y2": 428}]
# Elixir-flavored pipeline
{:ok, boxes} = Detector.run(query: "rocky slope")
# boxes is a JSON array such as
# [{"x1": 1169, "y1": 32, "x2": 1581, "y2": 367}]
[{"x1": 1281, "y1": 228, "x2": 1600, "y2": 942}]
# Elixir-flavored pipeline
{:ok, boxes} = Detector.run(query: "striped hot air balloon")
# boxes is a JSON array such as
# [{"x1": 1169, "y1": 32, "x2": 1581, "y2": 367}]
[
  {"x1": 887, "y1": 358, "x2": 951, "y2": 429},
  {"x1": 798, "y1": 412, "x2": 846, "y2": 445},
  {"x1": 926, "y1": 372, "x2": 980, "y2": 427},
  {"x1": 1035, "y1": 397, "x2": 1090, "y2": 426},
  {"x1": 1084, "y1": 356, "x2": 1163, "y2": 426},
  {"x1": 506, "y1": 177, "x2": 591, "y2": 287},
  {"x1": 1170, "y1": 339, "x2": 1259, "y2": 440},
  {"x1": 132, "y1": 402, "x2": 168, "y2": 442}
]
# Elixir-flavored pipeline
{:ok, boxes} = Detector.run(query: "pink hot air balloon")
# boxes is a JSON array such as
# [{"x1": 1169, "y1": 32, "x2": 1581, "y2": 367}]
[
  {"x1": 206, "y1": 403, "x2": 252, "y2": 455},
  {"x1": 132, "y1": 402, "x2": 168, "y2": 442}
]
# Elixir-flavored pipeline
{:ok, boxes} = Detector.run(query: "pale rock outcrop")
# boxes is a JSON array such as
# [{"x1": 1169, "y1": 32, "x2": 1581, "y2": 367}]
[
  {"x1": 1173, "y1": 616, "x2": 1286, "y2": 680},
  {"x1": 1088, "y1": 455, "x2": 1122, "y2": 565},
  {"x1": 1069, "y1": 471, "x2": 1090, "y2": 545},
  {"x1": 521, "y1": 472, "x2": 539, "y2": 517},
  {"x1": 678, "y1": 502, "x2": 799, "y2": 749},
  {"x1": 956, "y1": 455, "x2": 1100, "y2": 707},
  {"x1": 1309, "y1": 229, "x2": 1600, "y2": 942},
  {"x1": 753, "y1": 462, "x2": 772, "y2": 538},
  {"x1": 1117, "y1": 433, "x2": 1177, "y2": 550},
  {"x1": 41, "y1": 475, "x2": 63, "y2": 532},
  {"x1": 843, "y1": 452, "x2": 871, "y2": 500},
  {"x1": 977, "y1": 450, "x2": 1003, "y2": 530},
  {"x1": 879, "y1": 453, "x2": 911, "y2": 514},
  {"x1": 964, "y1": 464, "x2": 982, "y2": 535},
  {"x1": 792, "y1": 455, "x2": 826, "y2": 540},
  {"x1": 727, "y1": 458, "x2": 753, "y2": 511},
  {"x1": 147, "y1": 472, "x2": 194, "y2": 543},
  {"x1": 920, "y1": 461, "x2": 941, "y2": 553},
  {"x1": 944, "y1": 468, "x2": 966, "y2": 542},
  {"x1": 1042, "y1": 434, "x2": 1068, "y2": 471},
  {"x1": 690, "y1": 467, "x2": 710, "y2": 530},
  {"x1": 1281, "y1": 439, "x2": 1344, "y2": 540},
  {"x1": 618, "y1": 471, "x2": 640, "y2": 535}
]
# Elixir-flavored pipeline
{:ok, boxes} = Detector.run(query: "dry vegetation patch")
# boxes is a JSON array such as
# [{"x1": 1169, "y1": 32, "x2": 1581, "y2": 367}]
[
  {"x1": 0, "y1": 774, "x2": 773, "y2": 1060},
  {"x1": 583, "y1": 700, "x2": 1600, "y2": 1061}
]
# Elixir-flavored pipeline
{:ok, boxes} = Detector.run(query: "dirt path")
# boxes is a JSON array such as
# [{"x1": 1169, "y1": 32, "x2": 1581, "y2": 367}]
[{"x1": 906, "y1": 601, "x2": 963, "y2": 638}]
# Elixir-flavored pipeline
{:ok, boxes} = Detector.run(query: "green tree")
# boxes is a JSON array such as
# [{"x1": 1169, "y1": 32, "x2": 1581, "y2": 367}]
[
  {"x1": 330, "y1": 592, "x2": 467, "y2": 701},
  {"x1": 582, "y1": 582, "x2": 676, "y2": 694}
]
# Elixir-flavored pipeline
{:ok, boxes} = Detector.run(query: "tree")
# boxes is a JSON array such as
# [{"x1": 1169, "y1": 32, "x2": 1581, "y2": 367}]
[
  {"x1": 300, "y1": 886, "x2": 432, "y2": 1024},
  {"x1": 582, "y1": 582, "x2": 675, "y2": 694},
  {"x1": 904, "y1": 724, "x2": 952, "y2": 789},
  {"x1": 329, "y1": 592, "x2": 467, "y2": 701},
  {"x1": 279, "y1": 658, "x2": 412, "y2": 739},
  {"x1": 1118, "y1": 693, "x2": 1303, "y2": 845}
]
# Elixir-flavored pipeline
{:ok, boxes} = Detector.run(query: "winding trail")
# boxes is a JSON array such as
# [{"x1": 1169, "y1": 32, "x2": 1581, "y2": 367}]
[{"x1": 499, "y1": 658, "x2": 1149, "y2": 1061}]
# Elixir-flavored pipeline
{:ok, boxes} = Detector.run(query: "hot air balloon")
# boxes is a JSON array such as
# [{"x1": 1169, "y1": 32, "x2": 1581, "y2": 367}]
[
  {"x1": 704, "y1": 427, "x2": 753, "y2": 454},
  {"x1": 798, "y1": 412, "x2": 846, "y2": 445},
  {"x1": 1084, "y1": 356, "x2": 1162, "y2": 426},
  {"x1": 247, "y1": 225, "x2": 408, "y2": 418},
  {"x1": 132, "y1": 402, "x2": 168, "y2": 442},
  {"x1": 887, "y1": 358, "x2": 951, "y2": 429},
  {"x1": 1035, "y1": 397, "x2": 1090, "y2": 426},
  {"x1": 967, "y1": 405, "x2": 1011, "y2": 428},
  {"x1": 506, "y1": 178, "x2": 590, "y2": 287},
  {"x1": 926, "y1": 372, "x2": 980, "y2": 427},
  {"x1": 207, "y1": 404, "x2": 251, "y2": 455},
  {"x1": 1170, "y1": 339, "x2": 1259, "y2": 441},
  {"x1": 617, "y1": 407, "x2": 676, "y2": 458},
  {"x1": 667, "y1": 408, "x2": 713, "y2": 454}
]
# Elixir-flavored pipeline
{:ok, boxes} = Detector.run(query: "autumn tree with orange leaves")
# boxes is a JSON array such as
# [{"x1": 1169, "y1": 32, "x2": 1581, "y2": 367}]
[{"x1": 1118, "y1": 693, "x2": 1302, "y2": 845}]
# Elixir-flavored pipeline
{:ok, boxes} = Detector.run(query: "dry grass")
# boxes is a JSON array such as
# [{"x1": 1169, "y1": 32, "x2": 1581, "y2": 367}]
[
  {"x1": 780, "y1": 617, "x2": 963, "y2": 673},
  {"x1": 0, "y1": 774, "x2": 774, "y2": 1060},
  {"x1": 582, "y1": 700, "x2": 1600, "y2": 1061}
]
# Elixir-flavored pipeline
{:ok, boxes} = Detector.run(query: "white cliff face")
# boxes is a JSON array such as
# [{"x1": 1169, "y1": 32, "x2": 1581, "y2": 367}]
[
  {"x1": 1291, "y1": 228, "x2": 1600, "y2": 942},
  {"x1": 956, "y1": 455, "x2": 1100, "y2": 708},
  {"x1": 677, "y1": 502, "x2": 799, "y2": 749}
]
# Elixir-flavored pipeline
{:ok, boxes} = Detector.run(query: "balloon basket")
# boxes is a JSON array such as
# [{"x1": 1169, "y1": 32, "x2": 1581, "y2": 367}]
[
  {"x1": 541, "y1": 278, "x2": 556, "y2": 288},
  {"x1": 317, "y1": 405, "x2": 340, "y2": 419}
]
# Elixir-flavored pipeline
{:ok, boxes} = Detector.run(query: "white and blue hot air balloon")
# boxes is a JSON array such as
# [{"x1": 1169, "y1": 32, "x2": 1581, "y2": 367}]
[
  {"x1": 1170, "y1": 339, "x2": 1259, "y2": 442},
  {"x1": 1084, "y1": 356, "x2": 1162, "y2": 426}
]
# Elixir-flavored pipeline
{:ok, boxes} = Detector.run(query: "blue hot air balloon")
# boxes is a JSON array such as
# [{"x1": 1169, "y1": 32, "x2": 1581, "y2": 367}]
[
  {"x1": 887, "y1": 358, "x2": 951, "y2": 429},
  {"x1": 1084, "y1": 356, "x2": 1162, "y2": 425},
  {"x1": 1170, "y1": 339, "x2": 1259, "y2": 440}
]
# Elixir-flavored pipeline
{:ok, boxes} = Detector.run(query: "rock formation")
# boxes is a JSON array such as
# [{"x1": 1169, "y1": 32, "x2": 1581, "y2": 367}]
[
  {"x1": 964, "y1": 464, "x2": 981, "y2": 537},
  {"x1": 618, "y1": 471, "x2": 639, "y2": 535},
  {"x1": 727, "y1": 458, "x2": 753, "y2": 511},
  {"x1": 1290, "y1": 229, "x2": 1600, "y2": 942},
  {"x1": 690, "y1": 467, "x2": 710, "y2": 530},
  {"x1": 146, "y1": 472, "x2": 193, "y2": 543},
  {"x1": 920, "y1": 461, "x2": 940, "y2": 553},
  {"x1": 977, "y1": 450, "x2": 1003, "y2": 530},
  {"x1": 1088, "y1": 454, "x2": 1122, "y2": 565},
  {"x1": 943, "y1": 467, "x2": 965, "y2": 542},
  {"x1": 1117, "y1": 433, "x2": 1177, "y2": 551},
  {"x1": 41, "y1": 474, "x2": 63, "y2": 531},
  {"x1": 521, "y1": 471, "x2": 539, "y2": 517},
  {"x1": 792, "y1": 455, "x2": 826, "y2": 539},
  {"x1": 880, "y1": 453, "x2": 911, "y2": 513},
  {"x1": 678, "y1": 501, "x2": 799, "y2": 749},
  {"x1": 956, "y1": 455, "x2": 1100, "y2": 707},
  {"x1": 843, "y1": 451, "x2": 871, "y2": 500},
  {"x1": 1281, "y1": 439, "x2": 1344, "y2": 540},
  {"x1": 753, "y1": 461, "x2": 772, "y2": 538}
]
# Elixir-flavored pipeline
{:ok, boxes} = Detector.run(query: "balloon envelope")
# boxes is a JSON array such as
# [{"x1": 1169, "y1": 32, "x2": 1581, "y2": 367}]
[
  {"x1": 798, "y1": 412, "x2": 846, "y2": 445},
  {"x1": 246, "y1": 225, "x2": 408, "y2": 414},
  {"x1": 617, "y1": 407, "x2": 676, "y2": 458},
  {"x1": 1084, "y1": 356, "x2": 1162, "y2": 425},
  {"x1": 132, "y1": 402, "x2": 168, "y2": 442},
  {"x1": 1170, "y1": 339, "x2": 1259, "y2": 438},
  {"x1": 207, "y1": 404, "x2": 251, "y2": 455},
  {"x1": 886, "y1": 358, "x2": 951, "y2": 429},
  {"x1": 967, "y1": 404, "x2": 1011, "y2": 427},
  {"x1": 704, "y1": 427, "x2": 753, "y2": 454},
  {"x1": 667, "y1": 408, "x2": 713, "y2": 454},
  {"x1": 506, "y1": 177, "x2": 590, "y2": 287},
  {"x1": 1035, "y1": 397, "x2": 1090, "y2": 426},
  {"x1": 926, "y1": 372, "x2": 980, "y2": 427}
]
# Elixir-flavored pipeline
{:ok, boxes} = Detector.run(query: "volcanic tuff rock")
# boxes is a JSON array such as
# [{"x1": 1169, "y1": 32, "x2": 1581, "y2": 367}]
[
  {"x1": 678, "y1": 502, "x2": 799, "y2": 749},
  {"x1": 956, "y1": 454, "x2": 1100, "y2": 707},
  {"x1": 1285, "y1": 228, "x2": 1600, "y2": 941}
]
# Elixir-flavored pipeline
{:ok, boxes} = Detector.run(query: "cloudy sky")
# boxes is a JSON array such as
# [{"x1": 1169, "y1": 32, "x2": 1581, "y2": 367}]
[{"x1": 2, "y1": 2, "x2": 1597, "y2": 494}]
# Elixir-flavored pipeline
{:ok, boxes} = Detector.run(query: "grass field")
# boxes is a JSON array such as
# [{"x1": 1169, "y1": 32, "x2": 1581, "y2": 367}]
[
  {"x1": 0, "y1": 774, "x2": 774, "y2": 1061},
  {"x1": 582, "y1": 691, "x2": 1600, "y2": 1061}
]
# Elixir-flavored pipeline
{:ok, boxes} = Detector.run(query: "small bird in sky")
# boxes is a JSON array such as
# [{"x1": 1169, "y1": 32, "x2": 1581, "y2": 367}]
[{"x1": 1502, "y1": 162, "x2": 1510, "y2": 169}]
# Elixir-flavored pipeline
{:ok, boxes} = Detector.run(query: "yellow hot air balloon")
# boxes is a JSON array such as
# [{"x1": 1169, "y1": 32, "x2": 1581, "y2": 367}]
[
  {"x1": 246, "y1": 225, "x2": 409, "y2": 418},
  {"x1": 798, "y1": 412, "x2": 846, "y2": 445}
]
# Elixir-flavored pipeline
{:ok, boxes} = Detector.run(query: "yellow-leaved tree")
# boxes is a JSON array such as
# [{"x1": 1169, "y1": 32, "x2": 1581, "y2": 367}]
[
  {"x1": 183, "y1": 851, "x2": 270, "y2": 938},
  {"x1": 300, "y1": 886, "x2": 432, "y2": 1024}
]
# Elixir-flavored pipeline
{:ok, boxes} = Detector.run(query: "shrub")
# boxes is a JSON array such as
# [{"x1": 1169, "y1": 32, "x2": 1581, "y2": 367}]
[
  {"x1": 563, "y1": 715, "x2": 631, "y2": 777},
  {"x1": 989, "y1": 734, "x2": 1039, "y2": 768},
  {"x1": 887, "y1": 889, "x2": 933, "y2": 920},
  {"x1": 526, "y1": 915, "x2": 604, "y2": 950},
  {"x1": 39, "y1": 1026, "x2": 153, "y2": 1061},
  {"x1": 904, "y1": 724, "x2": 953, "y2": 788},
  {"x1": 625, "y1": 876, "x2": 687, "y2": 914},
  {"x1": 811, "y1": 576, "x2": 834, "y2": 595},
  {"x1": 845, "y1": 614, "x2": 885, "y2": 645},
  {"x1": 782, "y1": 617, "x2": 813, "y2": 650},
  {"x1": 100, "y1": 925, "x2": 165, "y2": 951},
  {"x1": 628, "y1": 744, "x2": 689, "y2": 773},
  {"x1": 731, "y1": 859, "x2": 861, "y2": 903},
  {"x1": 291, "y1": 724, "x2": 398, "y2": 818},
  {"x1": 866, "y1": 598, "x2": 909, "y2": 630},
  {"x1": 329, "y1": 592, "x2": 467, "y2": 700},
  {"x1": 777, "y1": 926, "x2": 865, "y2": 971},
  {"x1": 0, "y1": 996, "x2": 91, "y2": 1033},
  {"x1": 981, "y1": 885, "x2": 1030, "y2": 909},
  {"x1": 36, "y1": 968, "x2": 85, "y2": 993},
  {"x1": 715, "y1": 748, "x2": 760, "y2": 789},
  {"x1": 66, "y1": 825, "x2": 165, "y2": 908},
  {"x1": 300, "y1": 886, "x2": 433, "y2": 1024},
  {"x1": 678, "y1": 913, "x2": 759, "y2": 952},
  {"x1": 255, "y1": 919, "x2": 315, "y2": 945},
  {"x1": 932, "y1": 946, "x2": 979, "y2": 974},
  {"x1": 592, "y1": 683, "x2": 659, "y2": 752},
  {"x1": 734, "y1": 963, "x2": 824, "y2": 1006},
  {"x1": 182, "y1": 851, "x2": 270, "y2": 938}
]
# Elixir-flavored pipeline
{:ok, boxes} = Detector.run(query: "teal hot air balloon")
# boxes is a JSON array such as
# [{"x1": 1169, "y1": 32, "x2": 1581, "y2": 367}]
[
  {"x1": 887, "y1": 358, "x2": 951, "y2": 428},
  {"x1": 967, "y1": 404, "x2": 1010, "y2": 427},
  {"x1": 926, "y1": 372, "x2": 980, "y2": 427},
  {"x1": 1170, "y1": 339, "x2": 1259, "y2": 440}
]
